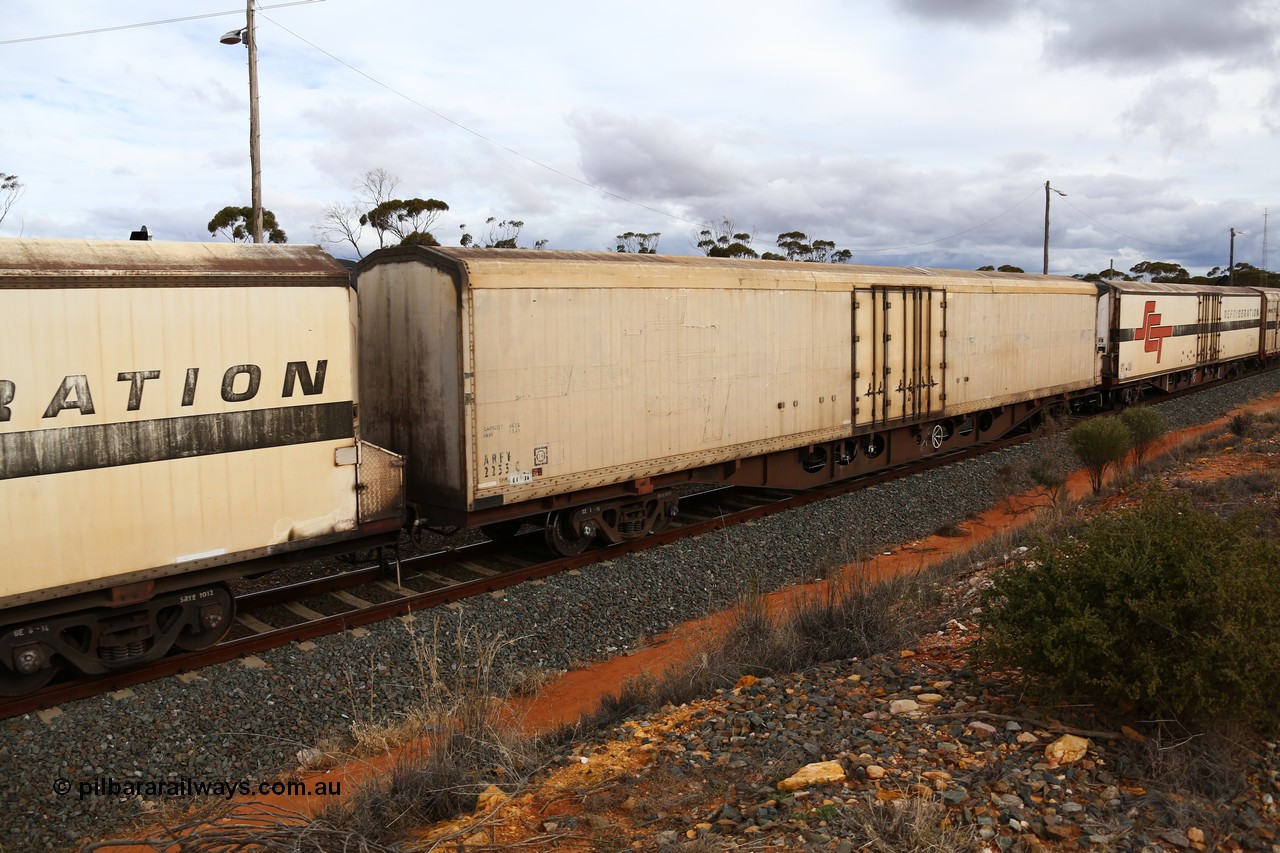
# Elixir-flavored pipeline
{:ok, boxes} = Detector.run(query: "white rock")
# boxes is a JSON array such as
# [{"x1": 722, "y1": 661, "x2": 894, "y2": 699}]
[
  {"x1": 1045, "y1": 734, "x2": 1090, "y2": 766},
  {"x1": 778, "y1": 761, "x2": 846, "y2": 792}
]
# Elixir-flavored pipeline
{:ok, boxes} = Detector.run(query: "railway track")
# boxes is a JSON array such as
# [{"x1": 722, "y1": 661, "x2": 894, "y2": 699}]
[
  {"x1": 0, "y1": 428, "x2": 1041, "y2": 720},
  {"x1": 4, "y1": 370, "x2": 1257, "y2": 721}
]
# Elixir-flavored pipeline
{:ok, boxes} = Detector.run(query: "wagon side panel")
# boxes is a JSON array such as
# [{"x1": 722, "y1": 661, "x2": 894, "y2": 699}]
[
  {"x1": 1, "y1": 283, "x2": 359, "y2": 606},
  {"x1": 465, "y1": 285, "x2": 853, "y2": 508},
  {"x1": 941, "y1": 285, "x2": 1097, "y2": 412}
]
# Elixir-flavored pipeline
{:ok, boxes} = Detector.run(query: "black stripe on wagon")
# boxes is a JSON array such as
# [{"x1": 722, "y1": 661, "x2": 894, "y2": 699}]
[
  {"x1": 0, "y1": 401, "x2": 354, "y2": 480},
  {"x1": 1114, "y1": 318, "x2": 1264, "y2": 342}
]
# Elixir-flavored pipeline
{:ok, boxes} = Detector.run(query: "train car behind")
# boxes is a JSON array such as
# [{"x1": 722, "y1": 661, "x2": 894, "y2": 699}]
[
  {"x1": 0, "y1": 239, "x2": 403, "y2": 695},
  {"x1": 1099, "y1": 280, "x2": 1272, "y2": 393}
]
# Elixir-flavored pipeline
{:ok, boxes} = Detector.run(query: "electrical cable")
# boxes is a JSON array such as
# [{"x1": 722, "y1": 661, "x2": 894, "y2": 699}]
[
  {"x1": 0, "y1": 1, "x2": 325, "y2": 46},
  {"x1": 259, "y1": 11, "x2": 706, "y2": 229},
  {"x1": 1058, "y1": 196, "x2": 1226, "y2": 250}
]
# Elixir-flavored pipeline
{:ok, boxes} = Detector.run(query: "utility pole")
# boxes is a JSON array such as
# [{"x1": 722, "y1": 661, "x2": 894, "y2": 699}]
[
  {"x1": 221, "y1": 2, "x2": 263, "y2": 243},
  {"x1": 1230, "y1": 227, "x2": 1238, "y2": 287},
  {"x1": 1043, "y1": 180, "x2": 1066, "y2": 275},
  {"x1": 246, "y1": 0, "x2": 263, "y2": 244},
  {"x1": 1263, "y1": 208, "x2": 1270, "y2": 284}
]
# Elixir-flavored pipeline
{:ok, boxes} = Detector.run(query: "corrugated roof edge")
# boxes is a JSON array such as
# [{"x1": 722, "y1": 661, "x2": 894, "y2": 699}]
[
  {"x1": 0, "y1": 239, "x2": 350, "y2": 283},
  {"x1": 354, "y1": 245, "x2": 1089, "y2": 287}
]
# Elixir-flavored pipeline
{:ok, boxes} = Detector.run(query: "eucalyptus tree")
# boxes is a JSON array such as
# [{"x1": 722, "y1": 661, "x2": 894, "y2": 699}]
[
  {"x1": 207, "y1": 206, "x2": 287, "y2": 243},
  {"x1": 615, "y1": 231, "x2": 660, "y2": 253},
  {"x1": 695, "y1": 217, "x2": 758, "y2": 258},
  {"x1": 0, "y1": 173, "x2": 23, "y2": 229},
  {"x1": 771, "y1": 231, "x2": 852, "y2": 263}
]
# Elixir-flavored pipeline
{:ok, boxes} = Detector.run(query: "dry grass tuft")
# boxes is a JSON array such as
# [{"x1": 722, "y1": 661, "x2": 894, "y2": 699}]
[
  {"x1": 823, "y1": 793, "x2": 979, "y2": 852},
  {"x1": 313, "y1": 618, "x2": 547, "y2": 843},
  {"x1": 588, "y1": 559, "x2": 947, "y2": 721},
  {"x1": 82, "y1": 802, "x2": 398, "y2": 852},
  {"x1": 1121, "y1": 721, "x2": 1254, "y2": 840}
]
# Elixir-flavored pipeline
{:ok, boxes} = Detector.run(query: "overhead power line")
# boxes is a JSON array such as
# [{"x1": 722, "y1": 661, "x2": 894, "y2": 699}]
[
  {"x1": 0, "y1": 1, "x2": 324, "y2": 46},
  {"x1": 1058, "y1": 196, "x2": 1224, "y2": 251},
  {"x1": 257, "y1": 11, "x2": 706, "y2": 229}
]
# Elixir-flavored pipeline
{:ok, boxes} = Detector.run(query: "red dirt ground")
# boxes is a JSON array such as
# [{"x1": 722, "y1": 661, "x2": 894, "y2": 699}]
[{"x1": 100, "y1": 391, "x2": 1280, "y2": 850}]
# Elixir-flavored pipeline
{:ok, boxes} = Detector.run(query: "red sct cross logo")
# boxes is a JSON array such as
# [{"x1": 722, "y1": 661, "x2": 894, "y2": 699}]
[{"x1": 1135, "y1": 300, "x2": 1172, "y2": 363}]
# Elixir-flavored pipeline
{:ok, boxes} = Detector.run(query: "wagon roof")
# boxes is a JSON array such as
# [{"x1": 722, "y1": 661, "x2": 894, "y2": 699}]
[
  {"x1": 1104, "y1": 279, "x2": 1264, "y2": 298},
  {"x1": 0, "y1": 238, "x2": 349, "y2": 286},
  {"x1": 359, "y1": 246, "x2": 1096, "y2": 294}
]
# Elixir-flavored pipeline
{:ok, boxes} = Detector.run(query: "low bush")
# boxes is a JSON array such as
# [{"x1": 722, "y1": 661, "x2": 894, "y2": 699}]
[
  {"x1": 1120, "y1": 406, "x2": 1168, "y2": 466},
  {"x1": 975, "y1": 490, "x2": 1280, "y2": 733},
  {"x1": 1228, "y1": 410, "x2": 1256, "y2": 437},
  {"x1": 1067, "y1": 417, "x2": 1132, "y2": 494},
  {"x1": 1027, "y1": 455, "x2": 1069, "y2": 509}
]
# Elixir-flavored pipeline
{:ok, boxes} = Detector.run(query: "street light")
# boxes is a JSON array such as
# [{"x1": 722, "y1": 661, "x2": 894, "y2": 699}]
[
  {"x1": 219, "y1": 1, "x2": 263, "y2": 244},
  {"x1": 1043, "y1": 180, "x2": 1067, "y2": 275}
]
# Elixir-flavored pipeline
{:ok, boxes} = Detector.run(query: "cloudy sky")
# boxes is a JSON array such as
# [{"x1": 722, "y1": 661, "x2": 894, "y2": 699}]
[{"x1": 3, "y1": 0, "x2": 1279, "y2": 275}]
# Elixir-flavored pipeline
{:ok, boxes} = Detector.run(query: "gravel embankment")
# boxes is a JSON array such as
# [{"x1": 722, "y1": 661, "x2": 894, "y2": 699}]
[{"x1": 4, "y1": 372, "x2": 1279, "y2": 851}]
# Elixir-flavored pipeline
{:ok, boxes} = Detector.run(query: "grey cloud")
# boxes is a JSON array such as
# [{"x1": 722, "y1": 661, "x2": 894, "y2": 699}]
[
  {"x1": 1121, "y1": 76, "x2": 1218, "y2": 154},
  {"x1": 892, "y1": 0, "x2": 1280, "y2": 71},
  {"x1": 1040, "y1": 0, "x2": 1279, "y2": 70},
  {"x1": 569, "y1": 112, "x2": 746, "y2": 201},
  {"x1": 893, "y1": 0, "x2": 1024, "y2": 25}
]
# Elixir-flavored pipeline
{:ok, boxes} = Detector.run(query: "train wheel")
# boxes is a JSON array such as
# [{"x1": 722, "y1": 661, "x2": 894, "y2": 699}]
[
  {"x1": 0, "y1": 659, "x2": 60, "y2": 697},
  {"x1": 481, "y1": 519, "x2": 524, "y2": 542},
  {"x1": 928, "y1": 422, "x2": 951, "y2": 451},
  {"x1": 172, "y1": 586, "x2": 235, "y2": 652},
  {"x1": 545, "y1": 509, "x2": 594, "y2": 557},
  {"x1": 650, "y1": 503, "x2": 678, "y2": 535}
]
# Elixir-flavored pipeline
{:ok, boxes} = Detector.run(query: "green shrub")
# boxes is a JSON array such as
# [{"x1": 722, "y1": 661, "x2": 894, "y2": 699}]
[
  {"x1": 975, "y1": 490, "x2": 1280, "y2": 732},
  {"x1": 1120, "y1": 406, "x2": 1168, "y2": 466},
  {"x1": 1067, "y1": 416, "x2": 1131, "y2": 494},
  {"x1": 1028, "y1": 455, "x2": 1068, "y2": 508}
]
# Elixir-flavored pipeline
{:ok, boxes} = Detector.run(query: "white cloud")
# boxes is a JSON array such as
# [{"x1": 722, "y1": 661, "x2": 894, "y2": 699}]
[{"x1": 0, "y1": 0, "x2": 1276, "y2": 275}]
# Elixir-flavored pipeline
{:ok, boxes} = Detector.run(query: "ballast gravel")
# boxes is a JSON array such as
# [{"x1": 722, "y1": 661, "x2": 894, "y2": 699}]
[{"x1": 4, "y1": 371, "x2": 1279, "y2": 850}]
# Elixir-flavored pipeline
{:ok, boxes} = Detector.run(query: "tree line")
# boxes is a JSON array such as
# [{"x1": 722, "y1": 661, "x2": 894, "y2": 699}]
[
  {"x1": 3, "y1": 165, "x2": 1275, "y2": 287},
  {"x1": 980, "y1": 259, "x2": 1279, "y2": 287}
]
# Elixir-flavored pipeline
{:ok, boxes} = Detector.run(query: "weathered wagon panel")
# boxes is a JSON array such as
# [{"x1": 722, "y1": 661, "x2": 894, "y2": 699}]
[
  {"x1": 357, "y1": 248, "x2": 1099, "y2": 518},
  {"x1": 0, "y1": 240, "x2": 368, "y2": 608}
]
